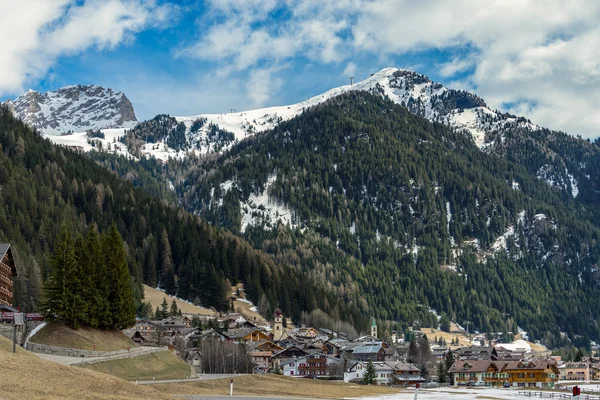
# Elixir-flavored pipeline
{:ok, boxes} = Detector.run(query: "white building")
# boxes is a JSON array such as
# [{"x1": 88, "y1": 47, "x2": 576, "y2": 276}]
[
  {"x1": 344, "y1": 361, "x2": 394, "y2": 385},
  {"x1": 281, "y1": 354, "x2": 343, "y2": 378}
]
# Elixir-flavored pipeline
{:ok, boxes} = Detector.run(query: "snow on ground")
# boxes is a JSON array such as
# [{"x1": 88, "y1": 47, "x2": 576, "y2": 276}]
[
  {"x1": 568, "y1": 172, "x2": 579, "y2": 198},
  {"x1": 491, "y1": 225, "x2": 515, "y2": 252},
  {"x1": 240, "y1": 174, "x2": 296, "y2": 232},
  {"x1": 353, "y1": 387, "x2": 549, "y2": 400},
  {"x1": 449, "y1": 108, "x2": 488, "y2": 148},
  {"x1": 47, "y1": 128, "x2": 135, "y2": 159}
]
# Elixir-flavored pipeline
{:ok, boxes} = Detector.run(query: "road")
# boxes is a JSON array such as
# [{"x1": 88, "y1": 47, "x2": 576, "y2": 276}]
[
  {"x1": 137, "y1": 374, "x2": 246, "y2": 385},
  {"x1": 34, "y1": 346, "x2": 166, "y2": 365},
  {"x1": 183, "y1": 397, "x2": 326, "y2": 400}
]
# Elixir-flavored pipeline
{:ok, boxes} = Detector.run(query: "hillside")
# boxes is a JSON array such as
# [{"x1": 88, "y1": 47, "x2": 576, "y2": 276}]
[
  {"x1": 143, "y1": 284, "x2": 216, "y2": 317},
  {"x1": 30, "y1": 322, "x2": 138, "y2": 351},
  {"x1": 0, "y1": 337, "x2": 167, "y2": 400},
  {"x1": 152, "y1": 374, "x2": 402, "y2": 398},
  {"x1": 0, "y1": 105, "x2": 363, "y2": 331},
  {"x1": 176, "y1": 91, "x2": 600, "y2": 345},
  {"x1": 81, "y1": 350, "x2": 193, "y2": 381}
]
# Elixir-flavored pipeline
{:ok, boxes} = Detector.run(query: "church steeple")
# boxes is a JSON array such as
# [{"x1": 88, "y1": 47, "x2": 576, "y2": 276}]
[{"x1": 371, "y1": 317, "x2": 377, "y2": 338}]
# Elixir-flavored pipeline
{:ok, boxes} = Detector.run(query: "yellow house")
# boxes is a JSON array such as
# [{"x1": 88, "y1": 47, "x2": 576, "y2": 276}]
[{"x1": 559, "y1": 362, "x2": 590, "y2": 381}]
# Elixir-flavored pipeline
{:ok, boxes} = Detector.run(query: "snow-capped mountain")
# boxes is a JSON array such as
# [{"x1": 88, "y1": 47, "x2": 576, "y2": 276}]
[
  {"x1": 38, "y1": 68, "x2": 538, "y2": 160},
  {"x1": 175, "y1": 67, "x2": 539, "y2": 152},
  {"x1": 36, "y1": 68, "x2": 586, "y2": 202},
  {"x1": 3, "y1": 85, "x2": 137, "y2": 135}
]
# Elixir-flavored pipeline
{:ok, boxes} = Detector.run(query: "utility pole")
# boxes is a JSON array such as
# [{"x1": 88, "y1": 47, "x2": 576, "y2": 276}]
[{"x1": 349, "y1": 77, "x2": 354, "y2": 86}]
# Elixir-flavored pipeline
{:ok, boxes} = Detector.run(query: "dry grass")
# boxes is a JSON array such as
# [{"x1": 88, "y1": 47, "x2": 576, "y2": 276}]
[
  {"x1": 154, "y1": 374, "x2": 405, "y2": 398},
  {"x1": 31, "y1": 321, "x2": 138, "y2": 351},
  {"x1": 0, "y1": 337, "x2": 170, "y2": 400},
  {"x1": 231, "y1": 283, "x2": 268, "y2": 325},
  {"x1": 420, "y1": 323, "x2": 471, "y2": 347},
  {"x1": 143, "y1": 284, "x2": 216, "y2": 316},
  {"x1": 81, "y1": 351, "x2": 193, "y2": 381}
]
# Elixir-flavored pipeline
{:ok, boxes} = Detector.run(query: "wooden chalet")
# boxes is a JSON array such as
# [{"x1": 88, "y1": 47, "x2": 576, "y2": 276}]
[
  {"x1": 0, "y1": 244, "x2": 17, "y2": 306},
  {"x1": 503, "y1": 359, "x2": 559, "y2": 388},
  {"x1": 222, "y1": 328, "x2": 271, "y2": 342},
  {"x1": 449, "y1": 360, "x2": 508, "y2": 386}
]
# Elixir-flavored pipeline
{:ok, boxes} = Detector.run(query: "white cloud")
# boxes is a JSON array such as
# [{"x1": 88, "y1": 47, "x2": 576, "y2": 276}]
[
  {"x1": 343, "y1": 62, "x2": 357, "y2": 78},
  {"x1": 181, "y1": 0, "x2": 600, "y2": 137},
  {"x1": 0, "y1": 0, "x2": 175, "y2": 95}
]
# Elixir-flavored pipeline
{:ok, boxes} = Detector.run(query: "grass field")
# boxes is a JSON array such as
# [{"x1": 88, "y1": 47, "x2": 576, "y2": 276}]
[
  {"x1": 154, "y1": 374, "x2": 404, "y2": 398},
  {"x1": 0, "y1": 337, "x2": 168, "y2": 400},
  {"x1": 81, "y1": 351, "x2": 193, "y2": 381},
  {"x1": 30, "y1": 321, "x2": 138, "y2": 351},
  {"x1": 143, "y1": 284, "x2": 217, "y2": 316}
]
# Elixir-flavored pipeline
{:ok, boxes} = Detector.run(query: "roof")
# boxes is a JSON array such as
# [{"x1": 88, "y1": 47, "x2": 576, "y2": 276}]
[
  {"x1": 0, "y1": 244, "x2": 17, "y2": 276},
  {"x1": 223, "y1": 328, "x2": 268, "y2": 339},
  {"x1": 387, "y1": 362, "x2": 420, "y2": 372},
  {"x1": 504, "y1": 358, "x2": 557, "y2": 370},
  {"x1": 449, "y1": 360, "x2": 504, "y2": 373},
  {"x1": 393, "y1": 374, "x2": 426, "y2": 382},
  {"x1": 347, "y1": 361, "x2": 393, "y2": 372},
  {"x1": 353, "y1": 344, "x2": 383, "y2": 354}
]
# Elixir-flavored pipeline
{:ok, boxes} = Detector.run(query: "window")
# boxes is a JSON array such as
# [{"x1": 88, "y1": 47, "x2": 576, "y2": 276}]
[
  {"x1": 290, "y1": 363, "x2": 294, "y2": 367},
  {"x1": 290, "y1": 371, "x2": 294, "y2": 375},
  {"x1": 529, "y1": 373, "x2": 535, "y2": 378}
]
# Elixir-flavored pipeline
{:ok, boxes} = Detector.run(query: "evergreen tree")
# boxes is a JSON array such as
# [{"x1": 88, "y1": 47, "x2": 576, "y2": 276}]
[
  {"x1": 42, "y1": 228, "x2": 75, "y2": 325},
  {"x1": 170, "y1": 299, "x2": 179, "y2": 316},
  {"x1": 439, "y1": 313, "x2": 451, "y2": 332},
  {"x1": 160, "y1": 297, "x2": 169, "y2": 320},
  {"x1": 436, "y1": 361, "x2": 447, "y2": 383},
  {"x1": 444, "y1": 350, "x2": 455, "y2": 384},
  {"x1": 154, "y1": 306, "x2": 161, "y2": 320},
  {"x1": 160, "y1": 229, "x2": 176, "y2": 295},
  {"x1": 363, "y1": 360, "x2": 376, "y2": 385},
  {"x1": 103, "y1": 224, "x2": 136, "y2": 329},
  {"x1": 408, "y1": 337, "x2": 419, "y2": 364}
]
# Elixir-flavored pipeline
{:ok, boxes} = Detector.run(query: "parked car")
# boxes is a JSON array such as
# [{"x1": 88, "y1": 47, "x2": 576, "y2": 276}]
[
  {"x1": 474, "y1": 381, "x2": 487, "y2": 387},
  {"x1": 503, "y1": 382, "x2": 511, "y2": 388}
]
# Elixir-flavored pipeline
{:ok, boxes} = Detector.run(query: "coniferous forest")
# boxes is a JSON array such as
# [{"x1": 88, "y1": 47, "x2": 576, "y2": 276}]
[
  {"x1": 43, "y1": 224, "x2": 135, "y2": 330},
  {"x1": 0, "y1": 106, "x2": 364, "y2": 331},
  {"x1": 129, "y1": 92, "x2": 600, "y2": 346},
  {"x1": 4, "y1": 86, "x2": 600, "y2": 345}
]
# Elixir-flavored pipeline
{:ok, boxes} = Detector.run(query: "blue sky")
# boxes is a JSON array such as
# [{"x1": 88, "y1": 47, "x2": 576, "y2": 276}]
[{"x1": 2, "y1": 1, "x2": 600, "y2": 138}]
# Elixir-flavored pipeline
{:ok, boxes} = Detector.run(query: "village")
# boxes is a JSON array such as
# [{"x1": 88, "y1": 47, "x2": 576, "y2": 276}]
[{"x1": 122, "y1": 283, "x2": 600, "y2": 391}]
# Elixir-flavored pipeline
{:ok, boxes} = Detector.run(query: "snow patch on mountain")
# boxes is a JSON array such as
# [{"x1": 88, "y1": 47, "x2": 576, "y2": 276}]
[{"x1": 239, "y1": 175, "x2": 296, "y2": 232}]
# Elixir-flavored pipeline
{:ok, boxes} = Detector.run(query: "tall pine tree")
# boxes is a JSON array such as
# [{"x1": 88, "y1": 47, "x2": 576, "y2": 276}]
[{"x1": 103, "y1": 224, "x2": 136, "y2": 329}]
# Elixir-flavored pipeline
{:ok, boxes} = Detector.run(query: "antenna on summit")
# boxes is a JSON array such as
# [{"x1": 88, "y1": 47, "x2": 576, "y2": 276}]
[{"x1": 349, "y1": 77, "x2": 354, "y2": 86}]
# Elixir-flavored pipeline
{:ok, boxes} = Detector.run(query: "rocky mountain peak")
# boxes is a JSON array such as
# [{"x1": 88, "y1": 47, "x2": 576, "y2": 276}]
[{"x1": 3, "y1": 84, "x2": 138, "y2": 135}]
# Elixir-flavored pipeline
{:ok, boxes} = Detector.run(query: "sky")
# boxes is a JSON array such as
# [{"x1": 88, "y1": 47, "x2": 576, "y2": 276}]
[{"x1": 1, "y1": 0, "x2": 600, "y2": 138}]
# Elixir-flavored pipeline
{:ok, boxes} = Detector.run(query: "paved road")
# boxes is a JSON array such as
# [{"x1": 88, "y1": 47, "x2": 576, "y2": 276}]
[
  {"x1": 183, "y1": 397, "x2": 326, "y2": 400},
  {"x1": 137, "y1": 374, "x2": 247, "y2": 385},
  {"x1": 36, "y1": 353, "x2": 89, "y2": 365}
]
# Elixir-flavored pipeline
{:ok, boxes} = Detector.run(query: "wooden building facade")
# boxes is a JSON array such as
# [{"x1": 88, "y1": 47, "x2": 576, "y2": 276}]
[{"x1": 0, "y1": 244, "x2": 17, "y2": 306}]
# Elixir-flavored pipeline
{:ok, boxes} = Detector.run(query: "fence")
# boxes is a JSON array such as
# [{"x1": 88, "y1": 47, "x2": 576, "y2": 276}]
[{"x1": 518, "y1": 391, "x2": 600, "y2": 399}]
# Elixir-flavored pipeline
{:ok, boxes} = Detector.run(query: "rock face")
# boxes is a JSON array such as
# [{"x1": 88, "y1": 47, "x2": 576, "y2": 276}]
[{"x1": 3, "y1": 85, "x2": 138, "y2": 135}]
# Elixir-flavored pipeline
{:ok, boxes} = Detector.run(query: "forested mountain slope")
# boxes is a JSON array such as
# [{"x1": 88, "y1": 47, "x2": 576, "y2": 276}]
[
  {"x1": 170, "y1": 92, "x2": 600, "y2": 345},
  {"x1": 0, "y1": 106, "x2": 363, "y2": 329}
]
